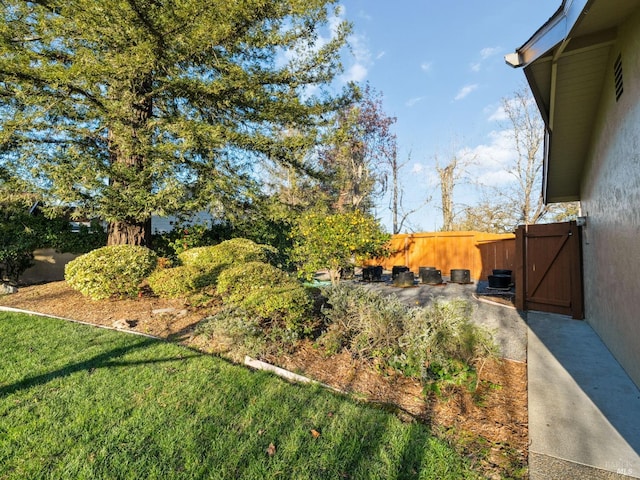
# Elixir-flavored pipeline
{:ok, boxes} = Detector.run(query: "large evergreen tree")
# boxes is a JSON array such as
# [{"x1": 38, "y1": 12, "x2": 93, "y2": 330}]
[{"x1": 0, "y1": 0, "x2": 349, "y2": 245}]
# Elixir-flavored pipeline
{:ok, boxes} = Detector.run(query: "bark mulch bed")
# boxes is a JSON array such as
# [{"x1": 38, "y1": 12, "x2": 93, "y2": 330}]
[{"x1": 0, "y1": 281, "x2": 528, "y2": 479}]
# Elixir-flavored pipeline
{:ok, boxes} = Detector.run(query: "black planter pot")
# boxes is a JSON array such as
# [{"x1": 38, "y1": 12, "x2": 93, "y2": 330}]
[
  {"x1": 420, "y1": 268, "x2": 442, "y2": 285},
  {"x1": 492, "y1": 269, "x2": 512, "y2": 276},
  {"x1": 391, "y1": 265, "x2": 410, "y2": 279},
  {"x1": 393, "y1": 270, "x2": 415, "y2": 287},
  {"x1": 418, "y1": 266, "x2": 436, "y2": 276},
  {"x1": 362, "y1": 265, "x2": 383, "y2": 282},
  {"x1": 450, "y1": 269, "x2": 471, "y2": 284},
  {"x1": 488, "y1": 274, "x2": 511, "y2": 289}
]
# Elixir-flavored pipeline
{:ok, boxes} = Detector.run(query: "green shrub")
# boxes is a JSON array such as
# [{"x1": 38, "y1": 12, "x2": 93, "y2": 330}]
[
  {"x1": 147, "y1": 265, "x2": 217, "y2": 299},
  {"x1": 65, "y1": 245, "x2": 157, "y2": 300},
  {"x1": 216, "y1": 261, "x2": 291, "y2": 303},
  {"x1": 292, "y1": 210, "x2": 390, "y2": 284},
  {"x1": 178, "y1": 238, "x2": 277, "y2": 270},
  {"x1": 148, "y1": 238, "x2": 279, "y2": 299},
  {"x1": 319, "y1": 283, "x2": 405, "y2": 360},
  {"x1": 217, "y1": 261, "x2": 313, "y2": 332}
]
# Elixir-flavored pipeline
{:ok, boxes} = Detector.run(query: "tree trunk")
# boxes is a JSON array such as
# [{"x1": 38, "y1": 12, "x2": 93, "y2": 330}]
[
  {"x1": 107, "y1": 219, "x2": 151, "y2": 247},
  {"x1": 107, "y1": 75, "x2": 153, "y2": 246}
]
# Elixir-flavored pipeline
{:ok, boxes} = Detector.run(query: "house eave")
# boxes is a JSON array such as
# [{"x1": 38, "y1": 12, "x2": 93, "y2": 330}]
[
  {"x1": 505, "y1": 0, "x2": 590, "y2": 69},
  {"x1": 507, "y1": 0, "x2": 638, "y2": 204}
]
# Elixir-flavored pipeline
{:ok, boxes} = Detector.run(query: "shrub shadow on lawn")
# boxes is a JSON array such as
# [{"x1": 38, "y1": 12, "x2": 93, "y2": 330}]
[{"x1": 0, "y1": 336, "x2": 200, "y2": 397}]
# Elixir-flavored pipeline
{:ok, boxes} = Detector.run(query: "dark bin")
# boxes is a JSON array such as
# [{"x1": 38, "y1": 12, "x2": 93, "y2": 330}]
[
  {"x1": 420, "y1": 268, "x2": 442, "y2": 285},
  {"x1": 362, "y1": 265, "x2": 383, "y2": 282},
  {"x1": 488, "y1": 274, "x2": 511, "y2": 289},
  {"x1": 418, "y1": 266, "x2": 436, "y2": 276},
  {"x1": 392, "y1": 265, "x2": 410, "y2": 279},
  {"x1": 450, "y1": 269, "x2": 471, "y2": 284},
  {"x1": 492, "y1": 269, "x2": 512, "y2": 276},
  {"x1": 393, "y1": 271, "x2": 415, "y2": 287}
]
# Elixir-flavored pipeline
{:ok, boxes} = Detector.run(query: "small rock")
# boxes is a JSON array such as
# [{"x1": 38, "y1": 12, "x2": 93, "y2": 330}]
[
  {"x1": 112, "y1": 319, "x2": 137, "y2": 329},
  {"x1": 0, "y1": 283, "x2": 17, "y2": 295},
  {"x1": 152, "y1": 308, "x2": 176, "y2": 315},
  {"x1": 112, "y1": 319, "x2": 128, "y2": 329}
]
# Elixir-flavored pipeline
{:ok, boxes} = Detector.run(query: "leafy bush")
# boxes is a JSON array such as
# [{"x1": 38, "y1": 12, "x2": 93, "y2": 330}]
[
  {"x1": 148, "y1": 238, "x2": 279, "y2": 299},
  {"x1": 178, "y1": 238, "x2": 278, "y2": 270},
  {"x1": 216, "y1": 261, "x2": 291, "y2": 303},
  {"x1": 319, "y1": 283, "x2": 405, "y2": 360},
  {"x1": 292, "y1": 210, "x2": 390, "y2": 284},
  {"x1": 217, "y1": 261, "x2": 313, "y2": 332},
  {"x1": 146, "y1": 265, "x2": 217, "y2": 299},
  {"x1": 151, "y1": 222, "x2": 224, "y2": 259},
  {"x1": 0, "y1": 200, "x2": 106, "y2": 283},
  {"x1": 65, "y1": 245, "x2": 157, "y2": 300}
]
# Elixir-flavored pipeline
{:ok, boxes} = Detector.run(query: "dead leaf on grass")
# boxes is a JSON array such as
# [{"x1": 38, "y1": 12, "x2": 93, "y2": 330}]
[
  {"x1": 266, "y1": 443, "x2": 276, "y2": 456},
  {"x1": 310, "y1": 429, "x2": 321, "y2": 439}
]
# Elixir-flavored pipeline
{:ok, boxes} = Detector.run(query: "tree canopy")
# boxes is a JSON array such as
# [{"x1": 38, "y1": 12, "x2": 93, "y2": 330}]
[{"x1": 0, "y1": 0, "x2": 350, "y2": 245}]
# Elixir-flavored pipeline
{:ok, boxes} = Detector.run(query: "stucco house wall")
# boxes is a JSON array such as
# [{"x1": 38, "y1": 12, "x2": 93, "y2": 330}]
[{"x1": 579, "y1": 8, "x2": 640, "y2": 386}]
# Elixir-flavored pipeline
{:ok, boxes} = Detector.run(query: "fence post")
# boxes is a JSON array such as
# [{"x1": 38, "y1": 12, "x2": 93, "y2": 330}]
[{"x1": 515, "y1": 225, "x2": 526, "y2": 311}]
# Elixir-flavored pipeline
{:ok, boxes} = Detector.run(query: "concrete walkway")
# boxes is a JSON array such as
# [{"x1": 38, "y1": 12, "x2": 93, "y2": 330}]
[{"x1": 528, "y1": 312, "x2": 640, "y2": 479}]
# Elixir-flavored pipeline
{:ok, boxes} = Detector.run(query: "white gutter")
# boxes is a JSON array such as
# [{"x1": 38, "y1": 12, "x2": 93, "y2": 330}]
[{"x1": 505, "y1": 0, "x2": 590, "y2": 68}]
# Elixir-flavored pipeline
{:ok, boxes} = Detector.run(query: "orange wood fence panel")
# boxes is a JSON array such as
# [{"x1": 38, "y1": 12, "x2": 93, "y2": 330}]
[{"x1": 367, "y1": 231, "x2": 515, "y2": 281}]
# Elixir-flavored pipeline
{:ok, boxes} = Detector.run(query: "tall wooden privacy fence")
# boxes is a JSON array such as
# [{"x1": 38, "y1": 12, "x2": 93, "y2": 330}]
[{"x1": 368, "y1": 231, "x2": 516, "y2": 282}]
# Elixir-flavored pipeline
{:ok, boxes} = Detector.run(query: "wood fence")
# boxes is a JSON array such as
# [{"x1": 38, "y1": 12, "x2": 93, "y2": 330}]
[{"x1": 367, "y1": 231, "x2": 516, "y2": 281}]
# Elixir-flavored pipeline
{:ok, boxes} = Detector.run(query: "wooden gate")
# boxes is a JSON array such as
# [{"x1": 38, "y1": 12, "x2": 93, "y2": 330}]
[{"x1": 515, "y1": 221, "x2": 584, "y2": 319}]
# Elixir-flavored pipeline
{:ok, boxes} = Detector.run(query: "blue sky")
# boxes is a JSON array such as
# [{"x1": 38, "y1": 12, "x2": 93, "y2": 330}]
[{"x1": 332, "y1": 1, "x2": 560, "y2": 232}]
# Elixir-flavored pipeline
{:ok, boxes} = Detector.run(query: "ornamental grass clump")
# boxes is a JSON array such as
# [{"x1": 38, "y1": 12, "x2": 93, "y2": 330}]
[{"x1": 65, "y1": 245, "x2": 157, "y2": 300}]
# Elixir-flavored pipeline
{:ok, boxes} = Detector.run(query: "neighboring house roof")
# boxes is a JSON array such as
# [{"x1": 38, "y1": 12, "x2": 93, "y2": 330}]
[{"x1": 505, "y1": 0, "x2": 638, "y2": 203}]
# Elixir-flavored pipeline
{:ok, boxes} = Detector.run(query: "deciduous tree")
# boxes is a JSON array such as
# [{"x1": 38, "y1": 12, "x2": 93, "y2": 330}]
[{"x1": 318, "y1": 84, "x2": 395, "y2": 214}]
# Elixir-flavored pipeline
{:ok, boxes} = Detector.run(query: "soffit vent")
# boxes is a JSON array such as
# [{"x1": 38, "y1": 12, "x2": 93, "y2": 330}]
[{"x1": 614, "y1": 54, "x2": 623, "y2": 102}]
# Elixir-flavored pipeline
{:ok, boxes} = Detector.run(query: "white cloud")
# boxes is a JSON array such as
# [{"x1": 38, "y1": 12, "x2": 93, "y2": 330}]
[
  {"x1": 420, "y1": 61, "x2": 433, "y2": 72},
  {"x1": 343, "y1": 63, "x2": 368, "y2": 82},
  {"x1": 412, "y1": 163, "x2": 424, "y2": 174},
  {"x1": 488, "y1": 104, "x2": 507, "y2": 122},
  {"x1": 480, "y1": 46, "x2": 501, "y2": 59},
  {"x1": 376, "y1": 51, "x2": 386, "y2": 60},
  {"x1": 462, "y1": 130, "x2": 518, "y2": 187},
  {"x1": 405, "y1": 96, "x2": 426, "y2": 107},
  {"x1": 454, "y1": 84, "x2": 478, "y2": 101},
  {"x1": 340, "y1": 26, "x2": 374, "y2": 83},
  {"x1": 469, "y1": 47, "x2": 502, "y2": 72}
]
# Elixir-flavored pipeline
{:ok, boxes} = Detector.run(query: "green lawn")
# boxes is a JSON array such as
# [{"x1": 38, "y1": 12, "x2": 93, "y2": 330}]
[{"x1": 0, "y1": 312, "x2": 478, "y2": 480}]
